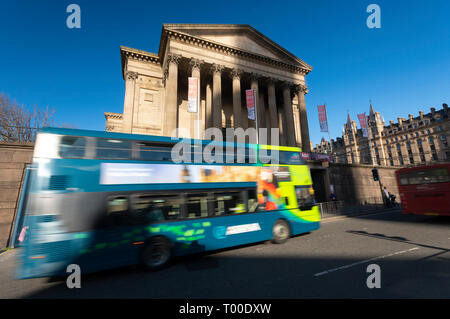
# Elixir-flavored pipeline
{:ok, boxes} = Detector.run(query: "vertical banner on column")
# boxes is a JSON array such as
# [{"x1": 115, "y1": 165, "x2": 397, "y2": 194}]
[
  {"x1": 188, "y1": 77, "x2": 199, "y2": 113},
  {"x1": 246, "y1": 89, "x2": 256, "y2": 120},
  {"x1": 358, "y1": 113, "x2": 368, "y2": 137},
  {"x1": 318, "y1": 104, "x2": 328, "y2": 132}
]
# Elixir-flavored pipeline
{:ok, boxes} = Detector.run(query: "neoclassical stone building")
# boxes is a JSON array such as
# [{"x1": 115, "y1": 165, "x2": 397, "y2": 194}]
[{"x1": 105, "y1": 24, "x2": 312, "y2": 150}]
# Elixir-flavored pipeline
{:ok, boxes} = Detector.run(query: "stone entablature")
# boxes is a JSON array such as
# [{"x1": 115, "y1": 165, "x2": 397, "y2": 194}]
[{"x1": 159, "y1": 24, "x2": 312, "y2": 76}]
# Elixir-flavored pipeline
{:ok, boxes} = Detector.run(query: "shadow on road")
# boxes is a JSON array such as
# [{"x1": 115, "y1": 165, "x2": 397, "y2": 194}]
[
  {"x1": 342, "y1": 208, "x2": 450, "y2": 225},
  {"x1": 6, "y1": 214, "x2": 449, "y2": 299}
]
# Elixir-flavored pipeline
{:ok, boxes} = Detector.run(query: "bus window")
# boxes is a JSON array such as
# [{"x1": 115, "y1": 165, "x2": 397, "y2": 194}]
[
  {"x1": 185, "y1": 193, "x2": 209, "y2": 219},
  {"x1": 295, "y1": 185, "x2": 315, "y2": 210},
  {"x1": 107, "y1": 197, "x2": 128, "y2": 214},
  {"x1": 97, "y1": 138, "x2": 132, "y2": 160},
  {"x1": 213, "y1": 191, "x2": 246, "y2": 216},
  {"x1": 399, "y1": 168, "x2": 450, "y2": 185},
  {"x1": 138, "y1": 142, "x2": 173, "y2": 161},
  {"x1": 247, "y1": 189, "x2": 259, "y2": 212},
  {"x1": 102, "y1": 196, "x2": 130, "y2": 227},
  {"x1": 59, "y1": 136, "x2": 86, "y2": 158},
  {"x1": 133, "y1": 195, "x2": 181, "y2": 223}
]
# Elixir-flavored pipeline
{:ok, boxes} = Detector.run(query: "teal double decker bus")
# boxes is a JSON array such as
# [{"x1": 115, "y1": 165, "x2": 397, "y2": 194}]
[{"x1": 17, "y1": 128, "x2": 320, "y2": 278}]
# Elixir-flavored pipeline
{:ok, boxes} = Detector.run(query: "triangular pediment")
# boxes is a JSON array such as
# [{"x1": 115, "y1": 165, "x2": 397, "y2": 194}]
[{"x1": 163, "y1": 24, "x2": 311, "y2": 69}]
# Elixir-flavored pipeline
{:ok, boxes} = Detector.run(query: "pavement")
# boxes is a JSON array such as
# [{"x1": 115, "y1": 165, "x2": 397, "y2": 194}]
[{"x1": 0, "y1": 208, "x2": 449, "y2": 299}]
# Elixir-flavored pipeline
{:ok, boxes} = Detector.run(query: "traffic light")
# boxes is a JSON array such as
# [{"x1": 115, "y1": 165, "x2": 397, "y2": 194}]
[{"x1": 372, "y1": 168, "x2": 379, "y2": 181}]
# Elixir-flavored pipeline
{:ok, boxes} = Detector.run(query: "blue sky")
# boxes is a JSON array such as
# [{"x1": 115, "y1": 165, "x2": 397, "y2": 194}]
[{"x1": 1, "y1": 0, "x2": 449, "y2": 147}]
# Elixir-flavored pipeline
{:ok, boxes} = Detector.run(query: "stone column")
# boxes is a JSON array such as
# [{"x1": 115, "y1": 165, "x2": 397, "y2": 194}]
[
  {"x1": 297, "y1": 84, "x2": 311, "y2": 152},
  {"x1": 282, "y1": 82, "x2": 296, "y2": 146},
  {"x1": 259, "y1": 89, "x2": 268, "y2": 145},
  {"x1": 122, "y1": 71, "x2": 138, "y2": 133},
  {"x1": 267, "y1": 79, "x2": 278, "y2": 146},
  {"x1": 230, "y1": 68, "x2": 243, "y2": 130},
  {"x1": 189, "y1": 58, "x2": 204, "y2": 139},
  {"x1": 267, "y1": 80, "x2": 278, "y2": 129},
  {"x1": 265, "y1": 101, "x2": 272, "y2": 144},
  {"x1": 205, "y1": 81, "x2": 212, "y2": 129},
  {"x1": 163, "y1": 53, "x2": 181, "y2": 137},
  {"x1": 278, "y1": 105, "x2": 286, "y2": 146},
  {"x1": 210, "y1": 64, "x2": 224, "y2": 130}
]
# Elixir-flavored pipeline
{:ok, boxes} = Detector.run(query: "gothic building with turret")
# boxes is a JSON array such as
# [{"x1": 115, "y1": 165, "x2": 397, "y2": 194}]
[{"x1": 314, "y1": 103, "x2": 449, "y2": 167}]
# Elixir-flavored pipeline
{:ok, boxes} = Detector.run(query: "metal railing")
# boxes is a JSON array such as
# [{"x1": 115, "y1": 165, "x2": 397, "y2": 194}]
[{"x1": 318, "y1": 196, "x2": 398, "y2": 219}]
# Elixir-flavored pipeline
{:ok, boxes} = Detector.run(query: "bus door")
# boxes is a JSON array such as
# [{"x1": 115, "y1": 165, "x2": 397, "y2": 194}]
[
  {"x1": 205, "y1": 189, "x2": 272, "y2": 249},
  {"x1": 86, "y1": 195, "x2": 137, "y2": 269}
]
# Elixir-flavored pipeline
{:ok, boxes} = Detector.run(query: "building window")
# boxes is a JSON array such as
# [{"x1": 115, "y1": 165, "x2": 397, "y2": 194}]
[
  {"x1": 429, "y1": 136, "x2": 435, "y2": 144},
  {"x1": 441, "y1": 135, "x2": 448, "y2": 148},
  {"x1": 387, "y1": 146, "x2": 393, "y2": 166},
  {"x1": 371, "y1": 127, "x2": 377, "y2": 135},
  {"x1": 432, "y1": 152, "x2": 438, "y2": 161}
]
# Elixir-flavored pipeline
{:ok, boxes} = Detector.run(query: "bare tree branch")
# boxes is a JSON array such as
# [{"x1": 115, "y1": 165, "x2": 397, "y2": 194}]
[{"x1": 0, "y1": 93, "x2": 57, "y2": 142}]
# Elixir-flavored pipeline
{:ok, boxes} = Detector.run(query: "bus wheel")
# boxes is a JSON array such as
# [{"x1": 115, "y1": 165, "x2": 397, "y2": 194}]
[
  {"x1": 140, "y1": 237, "x2": 172, "y2": 271},
  {"x1": 271, "y1": 219, "x2": 291, "y2": 244}
]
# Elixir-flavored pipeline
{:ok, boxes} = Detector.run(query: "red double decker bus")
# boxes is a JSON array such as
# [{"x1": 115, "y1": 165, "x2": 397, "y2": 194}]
[{"x1": 396, "y1": 163, "x2": 450, "y2": 216}]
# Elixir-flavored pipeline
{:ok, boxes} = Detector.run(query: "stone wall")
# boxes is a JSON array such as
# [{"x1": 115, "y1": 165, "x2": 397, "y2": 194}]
[
  {"x1": 0, "y1": 142, "x2": 34, "y2": 248},
  {"x1": 328, "y1": 163, "x2": 400, "y2": 204}
]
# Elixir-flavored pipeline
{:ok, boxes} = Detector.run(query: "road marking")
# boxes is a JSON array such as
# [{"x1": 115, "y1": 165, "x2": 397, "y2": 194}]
[
  {"x1": 313, "y1": 247, "x2": 419, "y2": 277},
  {"x1": 320, "y1": 209, "x2": 399, "y2": 223}
]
